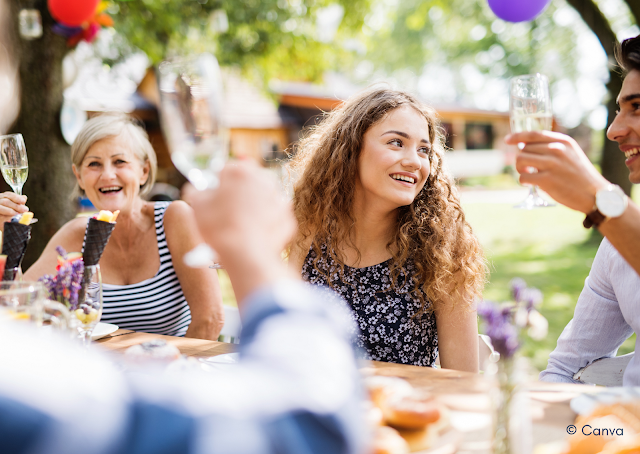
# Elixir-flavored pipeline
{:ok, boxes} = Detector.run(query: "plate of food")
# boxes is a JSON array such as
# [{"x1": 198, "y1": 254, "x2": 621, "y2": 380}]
[
  {"x1": 91, "y1": 322, "x2": 118, "y2": 340},
  {"x1": 570, "y1": 387, "x2": 640, "y2": 415},
  {"x1": 365, "y1": 375, "x2": 462, "y2": 454}
]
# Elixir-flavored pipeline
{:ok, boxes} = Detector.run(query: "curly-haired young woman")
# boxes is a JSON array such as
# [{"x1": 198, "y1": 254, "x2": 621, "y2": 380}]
[{"x1": 288, "y1": 87, "x2": 487, "y2": 371}]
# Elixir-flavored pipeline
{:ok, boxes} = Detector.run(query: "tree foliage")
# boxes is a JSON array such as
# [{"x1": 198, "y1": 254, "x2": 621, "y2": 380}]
[
  {"x1": 112, "y1": 0, "x2": 370, "y2": 82},
  {"x1": 346, "y1": 0, "x2": 580, "y2": 109}
]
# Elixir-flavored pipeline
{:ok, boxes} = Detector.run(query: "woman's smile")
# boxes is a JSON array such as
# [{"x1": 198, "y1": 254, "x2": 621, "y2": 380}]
[
  {"x1": 98, "y1": 186, "x2": 123, "y2": 195},
  {"x1": 390, "y1": 172, "x2": 418, "y2": 186}
]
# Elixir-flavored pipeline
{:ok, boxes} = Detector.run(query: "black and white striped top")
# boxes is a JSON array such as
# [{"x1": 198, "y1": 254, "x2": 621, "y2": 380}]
[{"x1": 99, "y1": 202, "x2": 191, "y2": 336}]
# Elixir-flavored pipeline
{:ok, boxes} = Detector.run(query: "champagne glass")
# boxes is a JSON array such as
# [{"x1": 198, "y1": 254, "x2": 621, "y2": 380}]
[
  {"x1": 158, "y1": 54, "x2": 228, "y2": 268},
  {"x1": 510, "y1": 74, "x2": 554, "y2": 209},
  {"x1": 0, "y1": 133, "x2": 28, "y2": 195}
]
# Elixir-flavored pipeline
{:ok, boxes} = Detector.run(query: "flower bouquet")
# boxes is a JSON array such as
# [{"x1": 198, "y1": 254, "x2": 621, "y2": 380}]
[
  {"x1": 40, "y1": 247, "x2": 102, "y2": 344},
  {"x1": 478, "y1": 278, "x2": 548, "y2": 454}
]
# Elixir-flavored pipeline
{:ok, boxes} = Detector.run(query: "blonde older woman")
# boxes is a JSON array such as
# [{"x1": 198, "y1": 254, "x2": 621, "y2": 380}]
[{"x1": 13, "y1": 113, "x2": 224, "y2": 339}]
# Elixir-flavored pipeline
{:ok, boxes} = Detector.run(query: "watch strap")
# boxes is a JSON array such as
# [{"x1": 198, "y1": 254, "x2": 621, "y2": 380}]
[{"x1": 583, "y1": 208, "x2": 606, "y2": 229}]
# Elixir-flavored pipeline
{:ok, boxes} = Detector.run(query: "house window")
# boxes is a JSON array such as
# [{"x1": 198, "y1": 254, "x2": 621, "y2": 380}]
[{"x1": 465, "y1": 123, "x2": 493, "y2": 150}]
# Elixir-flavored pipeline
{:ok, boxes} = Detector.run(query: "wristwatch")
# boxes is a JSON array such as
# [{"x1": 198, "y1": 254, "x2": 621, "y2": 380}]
[{"x1": 583, "y1": 184, "x2": 628, "y2": 229}]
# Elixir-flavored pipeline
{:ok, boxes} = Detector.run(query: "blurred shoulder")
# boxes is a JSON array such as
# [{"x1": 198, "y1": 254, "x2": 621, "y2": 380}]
[
  {"x1": 163, "y1": 200, "x2": 193, "y2": 223},
  {"x1": 163, "y1": 201, "x2": 196, "y2": 234}
]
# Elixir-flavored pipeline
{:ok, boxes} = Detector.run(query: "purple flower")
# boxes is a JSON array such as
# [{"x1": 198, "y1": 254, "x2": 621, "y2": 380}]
[
  {"x1": 522, "y1": 288, "x2": 543, "y2": 310},
  {"x1": 509, "y1": 278, "x2": 526, "y2": 303},
  {"x1": 38, "y1": 246, "x2": 85, "y2": 309},
  {"x1": 55, "y1": 246, "x2": 68, "y2": 261},
  {"x1": 479, "y1": 278, "x2": 547, "y2": 359},
  {"x1": 478, "y1": 300, "x2": 520, "y2": 359},
  {"x1": 69, "y1": 281, "x2": 81, "y2": 310}
]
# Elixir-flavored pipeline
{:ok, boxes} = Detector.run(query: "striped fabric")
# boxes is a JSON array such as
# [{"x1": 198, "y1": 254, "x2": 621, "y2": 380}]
[{"x1": 98, "y1": 202, "x2": 192, "y2": 336}]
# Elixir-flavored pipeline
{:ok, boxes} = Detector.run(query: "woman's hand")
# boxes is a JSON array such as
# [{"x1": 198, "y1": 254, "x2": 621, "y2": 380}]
[
  {"x1": 190, "y1": 162, "x2": 298, "y2": 306},
  {"x1": 0, "y1": 192, "x2": 28, "y2": 228}
]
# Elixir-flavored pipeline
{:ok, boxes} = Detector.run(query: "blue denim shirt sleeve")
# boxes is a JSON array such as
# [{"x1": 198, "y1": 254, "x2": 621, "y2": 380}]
[{"x1": 0, "y1": 280, "x2": 367, "y2": 454}]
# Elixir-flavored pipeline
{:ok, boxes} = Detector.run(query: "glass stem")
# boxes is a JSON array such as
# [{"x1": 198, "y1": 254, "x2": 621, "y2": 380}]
[
  {"x1": 79, "y1": 329, "x2": 92, "y2": 347},
  {"x1": 14, "y1": 186, "x2": 22, "y2": 196},
  {"x1": 529, "y1": 186, "x2": 540, "y2": 198}
]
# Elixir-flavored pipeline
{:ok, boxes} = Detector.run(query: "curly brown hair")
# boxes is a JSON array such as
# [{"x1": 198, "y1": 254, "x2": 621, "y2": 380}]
[{"x1": 288, "y1": 86, "x2": 486, "y2": 312}]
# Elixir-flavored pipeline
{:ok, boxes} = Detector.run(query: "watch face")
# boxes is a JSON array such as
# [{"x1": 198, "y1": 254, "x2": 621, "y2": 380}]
[{"x1": 596, "y1": 187, "x2": 627, "y2": 218}]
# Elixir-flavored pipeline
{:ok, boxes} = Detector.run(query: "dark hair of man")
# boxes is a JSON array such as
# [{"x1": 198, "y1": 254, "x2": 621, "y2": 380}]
[{"x1": 616, "y1": 35, "x2": 640, "y2": 75}]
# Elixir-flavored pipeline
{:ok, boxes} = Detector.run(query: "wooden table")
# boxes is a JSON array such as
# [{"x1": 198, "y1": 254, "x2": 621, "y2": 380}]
[
  {"x1": 97, "y1": 330, "x2": 590, "y2": 453},
  {"x1": 96, "y1": 329, "x2": 236, "y2": 357}
]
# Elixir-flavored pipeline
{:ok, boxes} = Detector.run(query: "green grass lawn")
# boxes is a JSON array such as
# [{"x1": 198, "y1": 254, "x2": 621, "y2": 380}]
[{"x1": 463, "y1": 202, "x2": 636, "y2": 372}]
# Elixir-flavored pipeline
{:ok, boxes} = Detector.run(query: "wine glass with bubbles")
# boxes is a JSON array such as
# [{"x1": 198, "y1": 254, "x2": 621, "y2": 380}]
[
  {"x1": 510, "y1": 74, "x2": 555, "y2": 209},
  {"x1": 0, "y1": 133, "x2": 28, "y2": 196},
  {"x1": 158, "y1": 54, "x2": 229, "y2": 267}
]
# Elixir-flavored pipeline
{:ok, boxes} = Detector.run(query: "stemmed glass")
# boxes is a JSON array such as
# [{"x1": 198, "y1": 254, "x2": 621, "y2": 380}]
[
  {"x1": 157, "y1": 54, "x2": 228, "y2": 267},
  {"x1": 0, "y1": 133, "x2": 28, "y2": 195},
  {"x1": 510, "y1": 74, "x2": 554, "y2": 209},
  {"x1": 73, "y1": 264, "x2": 103, "y2": 346},
  {"x1": 0, "y1": 281, "x2": 44, "y2": 324}
]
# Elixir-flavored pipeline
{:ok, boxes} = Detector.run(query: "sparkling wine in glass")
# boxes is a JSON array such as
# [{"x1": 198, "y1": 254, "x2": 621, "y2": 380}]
[
  {"x1": 158, "y1": 54, "x2": 228, "y2": 267},
  {"x1": 0, "y1": 133, "x2": 28, "y2": 195},
  {"x1": 510, "y1": 74, "x2": 554, "y2": 209}
]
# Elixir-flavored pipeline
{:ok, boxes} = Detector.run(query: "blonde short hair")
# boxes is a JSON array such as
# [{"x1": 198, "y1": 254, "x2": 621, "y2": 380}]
[{"x1": 71, "y1": 113, "x2": 158, "y2": 198}]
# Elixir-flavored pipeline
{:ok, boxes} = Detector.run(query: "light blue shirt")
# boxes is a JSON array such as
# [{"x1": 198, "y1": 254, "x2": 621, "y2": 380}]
[
  {"x1": 0, "y1": 280, "x2": 367, "y2": 454},
  {"x1": 540, "y1": 238, "x2": 639, "y2": 386}
]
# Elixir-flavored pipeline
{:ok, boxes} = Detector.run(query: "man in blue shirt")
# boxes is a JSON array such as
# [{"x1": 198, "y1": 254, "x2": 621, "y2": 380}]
[
  {"x1": 0, "y1": 165, "x2": 367, "y2": 454},
  {"x1": 0, "y1": 2, "x2": 367, "y2": 450}
]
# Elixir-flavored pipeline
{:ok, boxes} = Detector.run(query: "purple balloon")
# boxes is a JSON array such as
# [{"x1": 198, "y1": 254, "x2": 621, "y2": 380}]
[{"x1": 488, "y1": 0, "x2": 551, "y2": 23}]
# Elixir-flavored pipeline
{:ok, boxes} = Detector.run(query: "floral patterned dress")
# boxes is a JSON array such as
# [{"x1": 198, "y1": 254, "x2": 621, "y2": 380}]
[{"x1": 302, "y1": 245, "x2": 438, "y2": 367}]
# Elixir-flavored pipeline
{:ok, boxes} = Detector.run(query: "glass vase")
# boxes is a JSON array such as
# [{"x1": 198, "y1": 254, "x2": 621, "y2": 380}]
[
  {"x1": 488, "y1": 357, "x2": 532, "y2": 454},
  {"x1": 72, "y1": 264, "x2": 103, "y2": 346},
  {"x1": 492, "y1": 358, "x2": 516, "y2": 454}
]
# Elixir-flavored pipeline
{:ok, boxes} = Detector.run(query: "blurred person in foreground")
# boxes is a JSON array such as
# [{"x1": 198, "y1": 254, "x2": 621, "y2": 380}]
[
  {"x1": 506, "y1": 36, "x2": 640, "y2": 386},
  {"x1": 16, "y1": 113, "x2": 224, "y2": 340},
  {"x1": 0, "y1": 162, "x2": 366, "y2": 454},
  {"x1": 0, "y1": 6, "x2": 365, "y2": 450}
]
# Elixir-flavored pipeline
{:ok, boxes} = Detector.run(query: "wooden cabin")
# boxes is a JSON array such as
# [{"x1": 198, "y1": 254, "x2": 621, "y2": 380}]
[{"x1": 74, "y1": 69, "x2": 517, "y2": 187}]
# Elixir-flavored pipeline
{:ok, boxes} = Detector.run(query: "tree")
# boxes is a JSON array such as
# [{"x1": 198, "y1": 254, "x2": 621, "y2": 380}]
[
  {"x1": 346, "y1": 0, "x2": 580, "y2": 109},
  {"x1": 565, "y1": 0, "x2": 637, "y2": 196},
  {"x1": 6, "y1": 0, "x2": 74, "y2": 269},
  {"x1": 7, "y1": 0, "x2": 369, "y2": 267}
]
